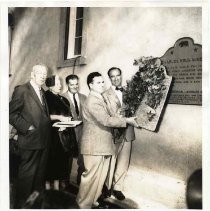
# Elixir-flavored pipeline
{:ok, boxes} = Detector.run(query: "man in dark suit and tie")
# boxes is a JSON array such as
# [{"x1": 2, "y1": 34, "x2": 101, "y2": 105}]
[
  {"x1": 62, "y1": 74, "x2": 86, "y2": 184},
  {"x1": 9, "y1": 64, "x2": 51, "y2": 208},
  {"x1": 102, "y1": 67, "x2": 135, "y2": 200}
]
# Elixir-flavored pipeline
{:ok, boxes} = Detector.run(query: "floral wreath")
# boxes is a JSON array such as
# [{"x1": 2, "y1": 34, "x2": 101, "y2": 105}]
[{"x1": 123, "y1": 56, "x2": 167, "y2": 118}]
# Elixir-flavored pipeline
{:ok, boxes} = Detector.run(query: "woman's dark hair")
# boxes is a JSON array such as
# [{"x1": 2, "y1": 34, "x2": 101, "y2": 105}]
[{"x1": 45, "y1": 75, "x2": 56, "y2": 87}]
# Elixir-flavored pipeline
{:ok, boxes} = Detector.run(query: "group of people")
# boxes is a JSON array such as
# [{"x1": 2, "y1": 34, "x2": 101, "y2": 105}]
[{"x1": 9, "y1": 64, "x2": 139, "y2": 208}]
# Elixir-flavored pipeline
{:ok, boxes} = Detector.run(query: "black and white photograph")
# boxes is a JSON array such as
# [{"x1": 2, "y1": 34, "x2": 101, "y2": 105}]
[{"x1": 0, "y1": 0, "x2": 209, "y2": 210}]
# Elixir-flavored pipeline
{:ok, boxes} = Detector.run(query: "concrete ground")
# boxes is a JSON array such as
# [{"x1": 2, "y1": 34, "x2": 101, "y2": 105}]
[
  {"x1": 70, "y1": 158, "x2": 187, "y2": 209},
  {"x1": 10, "y1": 158, "x2": 187, "y2": 209}
]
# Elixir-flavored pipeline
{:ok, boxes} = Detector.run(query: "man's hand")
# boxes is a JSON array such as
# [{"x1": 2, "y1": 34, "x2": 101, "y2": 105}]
[
  {"x1": 126, "y1": 116, "x2": 139, "y2": 128},
  {"x1": 59, "y1": 115, "x2": 72, "y2": 122},
  {"x1": 28, "y1": 125, "x2": 35, "y2": 131},
  {"x1": 117, "y1": 107, "x2": 126, "y2": 117},
  {"x1": 58, "y1": 127, "x2": 66, "y2": 131}
]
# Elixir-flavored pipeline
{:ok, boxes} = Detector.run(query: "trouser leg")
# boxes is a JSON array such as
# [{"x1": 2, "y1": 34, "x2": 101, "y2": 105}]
[
  {"x1": 105, "y1": 141, "x2": 123, "y2": 190},
  {"x1": 32, "y1": 148, "x2": 48, "y2": 191},
  {"x1": 105, "y1": 155, "x2": 117, "y2": 190},
  {"x1": 77, "y1": 154, "x2": 85, "y2": 185},
  {"x1": 76, "y1": 155, "x2": 110, "y2": 209},
  {"x1": 14, "y1": 148, "x2": 48, "y2": 208},
  {"x1": 113, "y1": 141, "x2": 132, "y2": 191},
  {"x1": 93, "y1": 156, "x2": 110, "y2": 203}
]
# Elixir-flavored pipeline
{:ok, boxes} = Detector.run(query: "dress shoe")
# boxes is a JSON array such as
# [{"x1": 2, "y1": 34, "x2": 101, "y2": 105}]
[
  {"x1": 92, "y1": 202, "x2": 109, "y2": 209},
  {"x1": 98, "y1": 185, "x2": 111, "y2": 202},
  {"x1": 97, "y1": 191, "x2": 111, "y2": 204},
  {"x1": 112, "y1": 190, "x2": 125, "y2": 200},
  {"x1": 102, "y1": 185, "x2": 111, "y2": 198}
]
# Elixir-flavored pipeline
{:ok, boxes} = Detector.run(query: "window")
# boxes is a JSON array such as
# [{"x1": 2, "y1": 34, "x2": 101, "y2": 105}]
[
  {"x1": 57, "y1": 7, "x2": 87, "y2": 68},
  {"x1": 66, "y1": 7, "x2": 83, "y2": 58}
]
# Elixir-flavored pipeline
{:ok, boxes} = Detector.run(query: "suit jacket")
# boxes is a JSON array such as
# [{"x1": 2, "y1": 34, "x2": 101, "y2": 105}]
[
  {"x1": 102, "y1": 87, "x2": 135, "y2": 142},
  {"x1": 9, "y1": 82, "x2": 51, "y2": 150},
  {"x1": 62, "y1": 91, "x2": 86, "y2": 143},
  {"x1": 80, "y1": 91, "x2": 127, "y2": 156}
]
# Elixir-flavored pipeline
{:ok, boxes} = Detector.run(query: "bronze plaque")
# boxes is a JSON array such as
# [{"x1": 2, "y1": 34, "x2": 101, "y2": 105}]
[{"x1": 160, "y1": 37, "x2": 202, "y2": 105}]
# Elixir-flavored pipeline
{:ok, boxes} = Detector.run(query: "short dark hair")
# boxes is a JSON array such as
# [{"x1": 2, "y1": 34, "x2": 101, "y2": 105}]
[
  {"x1": 65, "y1": 74, "x2": 79, "y2": 84},
  {"x1": 107, "y1": 67, "x2": 122, "y2": 77},
  {"x1": 45, "y1": 75, "x2": 56, "y2": 87},
  {"x1": 87, "y1": 72, "x2": 102, "y2": 89}
]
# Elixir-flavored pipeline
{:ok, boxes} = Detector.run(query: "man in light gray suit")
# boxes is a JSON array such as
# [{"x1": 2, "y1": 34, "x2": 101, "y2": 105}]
[
  {"x1": 76, "y1": 72, "x2": 138, "y2": 209},
  {"x1": 62, "y1": 74, "x2": 86, "y2": 184},
  {"x1": 102, "y1": 67, "x2": 135, "y2": 200}
]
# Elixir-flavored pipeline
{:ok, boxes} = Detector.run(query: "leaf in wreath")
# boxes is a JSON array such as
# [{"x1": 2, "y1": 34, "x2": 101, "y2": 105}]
[{"x1": 154, "y1": 58, "x2": 161, "y2": 68}]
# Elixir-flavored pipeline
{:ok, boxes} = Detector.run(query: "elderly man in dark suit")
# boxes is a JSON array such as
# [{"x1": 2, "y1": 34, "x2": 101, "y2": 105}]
[
  {"x1": 9, "y1": 64, "x2": 51, "y2": 208},
  {"x1": 76, "y1": 72, "x2": 138, "y2": 209},
  {"x1": 62, "y1": 74, "x2": 86, "y2": 184},
  {"x1": 102, "y1": 67, "x2": 135, "y2": 200}
]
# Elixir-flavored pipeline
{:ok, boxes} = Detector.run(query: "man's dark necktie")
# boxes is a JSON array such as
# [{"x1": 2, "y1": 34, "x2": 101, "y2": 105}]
[
  {"x1": 40, "y1": 89, "x2": 47, "y2": 114},
  {"x1": 115, "y1": 86, "x2": 123, "y2": 92},
  {"x1": 73, "y1": 93, "x2": 79, "y2": 116}
]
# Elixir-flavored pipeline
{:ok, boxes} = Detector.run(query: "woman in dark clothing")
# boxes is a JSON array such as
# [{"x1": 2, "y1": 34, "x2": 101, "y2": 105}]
[{"x1": 45, "y1": 75, "x2": 78, "y2": 190}]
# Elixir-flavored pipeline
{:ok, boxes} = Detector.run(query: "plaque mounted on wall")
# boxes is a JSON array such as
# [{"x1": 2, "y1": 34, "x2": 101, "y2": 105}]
[
  {"x1": 124, "y1": 37, "x2": 201, "y2": 131},
  {"x1": 160, "y1": 37, "x2": 202, "y2": 105}
]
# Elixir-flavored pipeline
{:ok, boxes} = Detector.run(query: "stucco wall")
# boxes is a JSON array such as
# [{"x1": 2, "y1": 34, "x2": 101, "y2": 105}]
[
  {"x1": 9, "y1": 7, "x2": 202, "y2": 196},
  {"x1": 9, "y1": 8, "x2": 61, "y2": 96}
]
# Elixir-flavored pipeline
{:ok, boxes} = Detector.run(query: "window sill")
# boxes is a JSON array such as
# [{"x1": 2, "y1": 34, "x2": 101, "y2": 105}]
[
  {"x1": 57, "y1": 7, "x2": 88, "y2": 69},
  {"x1": 57, "y1": 56, "x2": 86, "y2": 68}
]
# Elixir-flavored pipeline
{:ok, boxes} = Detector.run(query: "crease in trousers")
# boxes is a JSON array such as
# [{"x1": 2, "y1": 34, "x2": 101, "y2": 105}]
[{"x1": 76, "y1": 155, "x2": 111, "y2": 209}]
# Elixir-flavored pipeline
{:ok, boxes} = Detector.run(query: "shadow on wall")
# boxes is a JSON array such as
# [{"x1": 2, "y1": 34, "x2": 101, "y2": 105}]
[
  {"x1": 10, "y1": 8, "x2": 37, "y2": 93},
  {"x1": 131, "y1": 129, "x2": 201, "y2": 182},
  {"x1": 13, "y1": 8, "x2": 27, "y2": 25},
  {"x1": 154, "y1": 77, "x2": 174, "y2": 133},
  {"x1": 9, "y1": 8, "x2": 56, "y2": 97}
]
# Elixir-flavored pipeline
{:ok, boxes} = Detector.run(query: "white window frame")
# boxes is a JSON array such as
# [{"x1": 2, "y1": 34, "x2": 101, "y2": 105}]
[{"x1": 57, "y1": 7, "x2": 87, "y2": 68}]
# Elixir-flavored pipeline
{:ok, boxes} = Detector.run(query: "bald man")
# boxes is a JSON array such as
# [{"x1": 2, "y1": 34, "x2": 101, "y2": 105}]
[{"x1": 9, "y1": 64, "x2": 51, "y2": 208}]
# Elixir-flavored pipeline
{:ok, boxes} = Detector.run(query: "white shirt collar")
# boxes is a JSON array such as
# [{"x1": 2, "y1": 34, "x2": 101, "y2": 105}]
[
  {"x1": 68, "y1": 91, "x2": 78, "y2": 97},
  {"x1": 30, "y1": 80, "x2": 41, "y2": 91},
  {"x1": 111, "y1": 85, "x2": 123, "y2": 91},
  {"x1": 111, "y1": 85, "x2": 115, "y2": 90},
  {"x1": 68, "y1": 91, "x2": 80, "y2": 108},
  {"x1": 30, "y1": 80, "x2": 43, "y2": 103},
  {"x1": 111, "y1": 85, "x2": 123, "y2": 104}
]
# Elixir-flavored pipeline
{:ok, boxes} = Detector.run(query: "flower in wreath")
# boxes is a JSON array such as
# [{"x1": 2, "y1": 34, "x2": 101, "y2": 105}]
[{"x1": 123, "y1": 56, "x2": 167, "y2": 117}]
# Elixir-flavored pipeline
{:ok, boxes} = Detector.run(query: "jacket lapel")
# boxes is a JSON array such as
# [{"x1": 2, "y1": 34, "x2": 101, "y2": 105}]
[
  {"x1": 41, "y1": 89, "x2": 50, "y2": 116},
  {"x1": 63, "y1": 91, "x2": 78, "y2": 120},
  {"x1": 78, "y1": 93, "x2": 84, "y2": 119},
  {"x1": 107, "y1": 87, "x2": 121, "y2": 108},
  {"x1": 27, "y1": 83, "x2": 48, "y2": 116}
]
